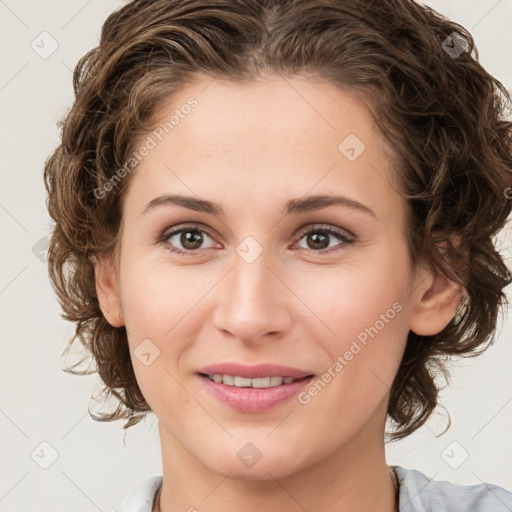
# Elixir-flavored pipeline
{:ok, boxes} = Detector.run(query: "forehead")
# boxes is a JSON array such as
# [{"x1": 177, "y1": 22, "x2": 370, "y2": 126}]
[
  {"x1": 152, "y1": 74, "x2": 381, "y2": 156},
  {"x1": 123, "y1": 74, "x2": 403, "y2": 223}
]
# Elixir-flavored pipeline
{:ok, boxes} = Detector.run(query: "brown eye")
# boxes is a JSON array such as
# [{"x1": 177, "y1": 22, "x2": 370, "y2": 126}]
[
  {"x1": 295, "y1": 225, "x2": 354, "y2": 253},
  {"x1": 161, "y1": 225, "x2": 217, "y2": 254},
  {"x1": 177, "y1": 230, "x2": 204, "y2": 250},
  {"x1": 304, "y1": 231, "x2": 330, "y2": 250}
]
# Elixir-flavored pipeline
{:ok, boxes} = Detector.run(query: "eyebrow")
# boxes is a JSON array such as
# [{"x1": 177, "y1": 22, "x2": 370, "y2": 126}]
[{"x1": 141, "y1": 194, "x2": 377, "y2": 218}]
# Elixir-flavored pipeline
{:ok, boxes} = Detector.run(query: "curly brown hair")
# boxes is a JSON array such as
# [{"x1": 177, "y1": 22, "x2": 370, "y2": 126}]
[{"x1": 44, "y1": 0, "x2": 512, "y2": 441}]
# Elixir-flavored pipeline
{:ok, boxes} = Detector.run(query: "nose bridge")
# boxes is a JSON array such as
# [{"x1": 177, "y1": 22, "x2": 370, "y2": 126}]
[
  {"x1": 233, "y1": 249, "x2": 272, "y2": 305},
  {"x1": 213, "y1": 242, "x2": 292, "y2": 341}
]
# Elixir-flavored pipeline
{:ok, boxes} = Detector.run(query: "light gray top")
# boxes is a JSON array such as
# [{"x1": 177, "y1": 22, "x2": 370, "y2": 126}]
[{"x1": 114, "y1": 465, "x2": 512, "y2": 511}]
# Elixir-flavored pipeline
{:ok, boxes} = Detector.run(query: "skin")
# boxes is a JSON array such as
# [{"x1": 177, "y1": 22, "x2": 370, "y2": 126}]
[{"x1": 94, "y1": 74, "x2": 463, "y2": 512}]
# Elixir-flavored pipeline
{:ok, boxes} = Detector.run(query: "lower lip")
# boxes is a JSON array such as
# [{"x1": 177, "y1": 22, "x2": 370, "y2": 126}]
[{"x1": 199, "y1": 374, "x2": 315, "y2": 413}]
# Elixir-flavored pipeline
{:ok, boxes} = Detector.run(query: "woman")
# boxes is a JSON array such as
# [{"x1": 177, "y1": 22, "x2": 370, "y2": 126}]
[{"x1": 44, "y1": 0, "x2": 512, "y2": 510}]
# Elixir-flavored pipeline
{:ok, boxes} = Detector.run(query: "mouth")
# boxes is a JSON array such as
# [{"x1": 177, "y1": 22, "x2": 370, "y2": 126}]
[
  {"x1": 197, "y1": 362, "x2": 314, "y2": 380},
  {"x1": 198, "y1": 373, "x2": 313, "y2": 388},
  {"x1": 196, "y1": 364, "x2": 316, "y2": 413}
]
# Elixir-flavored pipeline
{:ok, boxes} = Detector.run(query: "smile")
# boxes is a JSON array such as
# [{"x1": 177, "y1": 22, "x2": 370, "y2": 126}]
[
  {"x1": 198, "y1": 373, "x2": 315, "y2": 413},
  {"x1": 203, "y1": 373, "x2": 308, "y2": 388}
]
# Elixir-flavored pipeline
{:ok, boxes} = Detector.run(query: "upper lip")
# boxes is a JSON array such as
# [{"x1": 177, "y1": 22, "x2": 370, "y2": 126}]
[{"x1": 197, "y1": 363, "x2": 314, "y2": 379}]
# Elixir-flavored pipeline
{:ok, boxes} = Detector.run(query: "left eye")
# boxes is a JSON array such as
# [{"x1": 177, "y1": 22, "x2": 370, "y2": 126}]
[{"x1": 295, "y1": 225, "x2": 354, "y2": 253}]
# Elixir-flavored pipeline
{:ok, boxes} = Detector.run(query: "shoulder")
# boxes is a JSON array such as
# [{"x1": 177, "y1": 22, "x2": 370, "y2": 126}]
[
  {"x1": 114, "y1": 475, "x2": 163, "y2": 512},
  {"x1": 112, "y1": 469, "x2": 512, "y2": 511},
  {"x1": 394, "y1": 465, "x2": 512, "y2": 512}
]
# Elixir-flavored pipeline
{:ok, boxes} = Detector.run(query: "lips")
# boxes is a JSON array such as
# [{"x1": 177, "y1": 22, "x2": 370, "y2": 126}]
[
  {"x1": 199, "y1": 374, "x2": 315, "y2": 412},
  {"x1": 197, "y1": 362, "x2": 314, "y2": 380},
  {"x1": 196, "y1": 362, "x2": 316, "y2": 412}
]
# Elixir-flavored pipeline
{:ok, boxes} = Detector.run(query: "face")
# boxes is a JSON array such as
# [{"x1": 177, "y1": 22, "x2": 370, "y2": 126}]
[{"x1": 95, "y1": 74, "x2": 460, "y2": 480}]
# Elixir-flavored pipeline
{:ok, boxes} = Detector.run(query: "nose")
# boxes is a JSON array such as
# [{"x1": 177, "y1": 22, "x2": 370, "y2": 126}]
[{"x1": 212, "y1": 248, "x2": 294, "y2": 345}]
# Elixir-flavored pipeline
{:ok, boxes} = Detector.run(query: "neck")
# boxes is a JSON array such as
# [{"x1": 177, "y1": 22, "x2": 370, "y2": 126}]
[{"x1": 156, "y1": 413, "x2": 397, "y2": 512}]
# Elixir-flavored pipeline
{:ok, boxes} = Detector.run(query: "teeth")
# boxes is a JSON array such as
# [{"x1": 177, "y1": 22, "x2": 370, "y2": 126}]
[
  {"x1": 270, "y1": 376, "x2": 283, "y2": 386},
  {"x1": 207, "y1": 374, "x2": 299, "y2": 388},
  {"x1": 234, "y1": 376, "x2": 252, "y2": 387},
  {"x1": 222, "y1": 374, "x2": 234, "y2": 386},
  {"x1": 252, "y1": 377, "x2": 271, "y2": 388}
]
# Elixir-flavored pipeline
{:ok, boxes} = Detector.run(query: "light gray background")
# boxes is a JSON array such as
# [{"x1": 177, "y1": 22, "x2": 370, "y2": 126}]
[{"x1": 1, "y1": 1, "x2": 511, "y2": 511}]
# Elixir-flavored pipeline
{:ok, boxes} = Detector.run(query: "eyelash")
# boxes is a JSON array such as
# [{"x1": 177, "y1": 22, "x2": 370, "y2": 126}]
[{"x1": 157, "y1": 223, "x2": 355, "y2": 256}]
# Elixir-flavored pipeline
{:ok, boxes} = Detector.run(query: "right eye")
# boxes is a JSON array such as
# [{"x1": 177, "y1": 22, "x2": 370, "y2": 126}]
[{"x1": 159, "y1": 224, "x2": 219, "y2": 255}]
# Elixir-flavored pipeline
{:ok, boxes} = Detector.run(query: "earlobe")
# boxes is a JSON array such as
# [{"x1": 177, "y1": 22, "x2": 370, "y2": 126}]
[
  {"x1": 409, "y1": 268, "x2": 465, "y2": 336},
  {"x1": 93, "y1": 253, "x2": 125, "y2": 328}
]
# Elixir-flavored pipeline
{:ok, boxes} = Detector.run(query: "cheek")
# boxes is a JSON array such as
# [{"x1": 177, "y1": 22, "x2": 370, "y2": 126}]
[
  {"x1": 118, "y1": 256, "x2": 215, "y2": 384},
  {"x1": 294, "y1": 258, "x2": 405, "y2": 334},
  {"x1": 119, "y1": 255, "x2": 197, "y2": 335},
  {"x1": 295, "y1": 259, "x2": 409, "y2": 393},
  {"x1": 292, "y1": 279, "x2": 407, "y2": 449},
  {"x1": 116, "y1": 260, "x2": 187, "y2": 399},
  {"x1": 120, "y1": 259, "x2": 200, "y2": 410}
]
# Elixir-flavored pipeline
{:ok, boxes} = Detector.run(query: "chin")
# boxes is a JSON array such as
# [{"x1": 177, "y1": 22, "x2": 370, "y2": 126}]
[
  {"x1": 208, "y1": 458, "x2": 298, "y2": 482},
  {"x1": 197, "y1": 440, "x2": 308, "y2": 482}
]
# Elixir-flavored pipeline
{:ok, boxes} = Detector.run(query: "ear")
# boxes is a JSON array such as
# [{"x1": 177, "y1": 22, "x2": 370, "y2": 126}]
[
  {"x1": 93, "y1": 253, "x2": 125, "y2": 328},
  {"x1": 409, "y1": 265, "x2": 465, "y2": 336}
]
